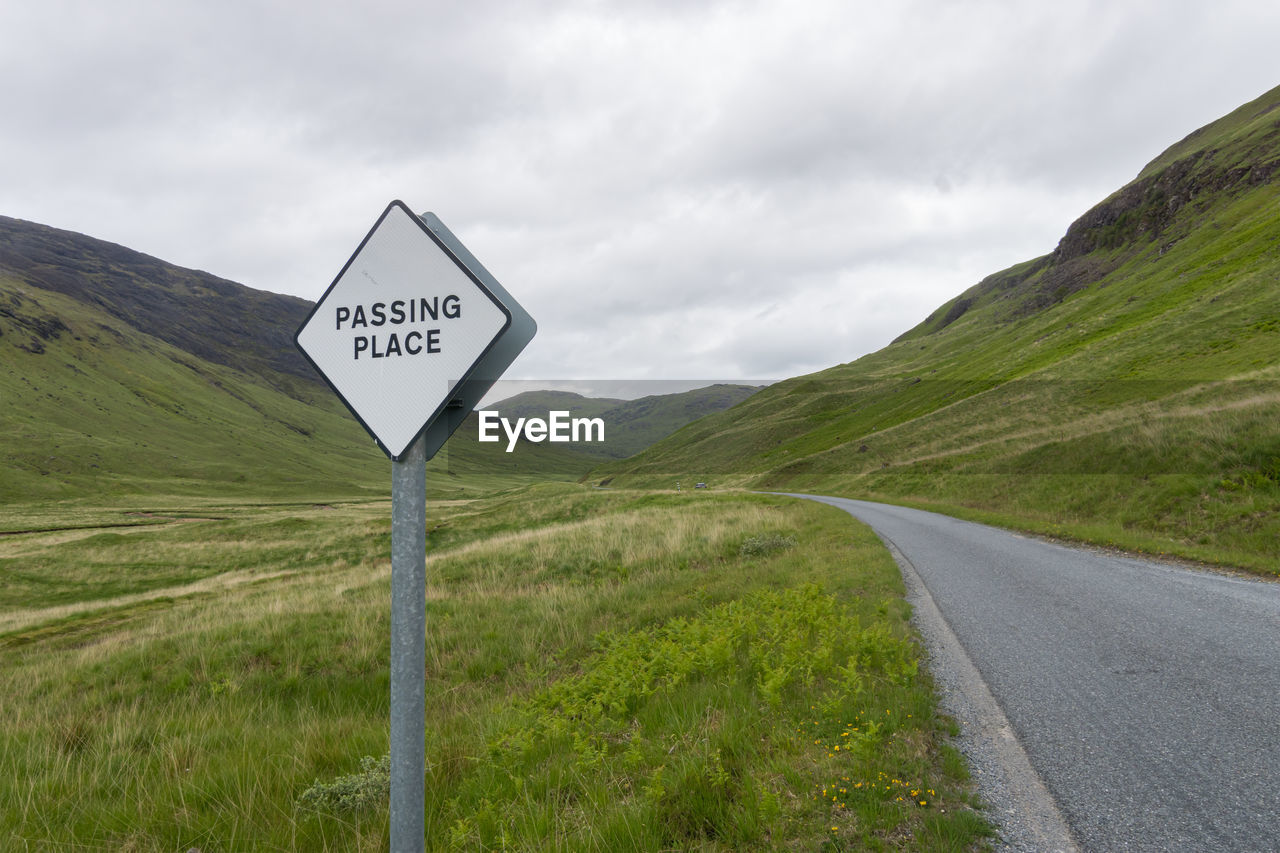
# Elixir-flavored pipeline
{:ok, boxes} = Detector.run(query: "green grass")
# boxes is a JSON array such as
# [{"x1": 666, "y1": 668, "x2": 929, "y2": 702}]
[{"x1": 1, "y1": 485, "x2": 993, "y2": 851}]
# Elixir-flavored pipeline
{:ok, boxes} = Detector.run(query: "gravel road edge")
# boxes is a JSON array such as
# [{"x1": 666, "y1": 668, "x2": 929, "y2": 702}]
[{"x1": 883, "y1": 534, "x2": 1081, "y2": 853}]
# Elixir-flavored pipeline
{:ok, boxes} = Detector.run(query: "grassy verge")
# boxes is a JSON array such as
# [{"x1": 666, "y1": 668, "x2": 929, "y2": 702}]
[
  {"x1": 841, "y1": 481, "x2": 1280, "y2": 579},
  {"x1": 729, "y1": 373, "x2": 1280, "y2": 576},
  {"x1": 1, "y1": 485, "x2": 992, "y2": 851}
]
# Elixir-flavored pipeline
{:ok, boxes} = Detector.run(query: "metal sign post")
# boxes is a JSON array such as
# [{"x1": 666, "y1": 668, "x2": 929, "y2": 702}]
[
  {"x1": 295, "y1": 202, "x2": 535, "y2": 851},
  {"x1": 389, "y1": 434, "x2": 427, "y2": 850}
]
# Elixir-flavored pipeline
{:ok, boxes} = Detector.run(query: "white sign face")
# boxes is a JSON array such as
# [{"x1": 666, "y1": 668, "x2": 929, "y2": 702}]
[{"x1": 295, "y1": 201, "x2": 511, "y2": 459}]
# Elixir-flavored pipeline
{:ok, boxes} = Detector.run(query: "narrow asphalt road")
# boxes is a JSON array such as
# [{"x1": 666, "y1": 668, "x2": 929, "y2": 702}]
[{"x1": 786, "y1": 495, "x2": 1280, "y2": 852}]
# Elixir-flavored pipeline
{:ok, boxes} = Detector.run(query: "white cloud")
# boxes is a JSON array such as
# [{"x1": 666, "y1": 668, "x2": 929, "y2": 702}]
[{"x1": 1, "y1": 0, "x2": 1277, "y2": 384}]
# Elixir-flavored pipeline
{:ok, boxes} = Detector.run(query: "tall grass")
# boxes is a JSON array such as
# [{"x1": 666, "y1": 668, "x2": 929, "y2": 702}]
[{"x1": 1, "y1": 485, "x2": 991, "y2": 850}]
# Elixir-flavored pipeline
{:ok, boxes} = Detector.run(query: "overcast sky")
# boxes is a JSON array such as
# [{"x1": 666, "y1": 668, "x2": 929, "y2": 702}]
[{"x1": 2, "y1": 1, "x2": 1277, "y2": 388}]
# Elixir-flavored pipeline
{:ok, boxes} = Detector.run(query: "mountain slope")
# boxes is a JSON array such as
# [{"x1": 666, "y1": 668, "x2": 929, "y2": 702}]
[
  {"x1": 597, "y1": 85, "x2": 1280, "y2": 571},
  {"x1": 0, "y1": 216, "x2": 315, "y2": 383},
  {"x1": 0, "y1": 238, "x2": 386, "y2": 503},
  {"x1": 0, "y1": 220, "x2": 757, "y2": 501},
  {"x1": 0, "y1": 217, "x2": 536, "y2": 501}
]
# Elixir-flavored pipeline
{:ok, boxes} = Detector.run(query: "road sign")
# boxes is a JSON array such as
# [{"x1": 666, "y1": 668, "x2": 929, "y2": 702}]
[
  {"x1": 295, "y1": 200, "x2": 536, "y2": 852},
  {"x1": 295, "y1": 200, "x2": 521, "y2": 460}
]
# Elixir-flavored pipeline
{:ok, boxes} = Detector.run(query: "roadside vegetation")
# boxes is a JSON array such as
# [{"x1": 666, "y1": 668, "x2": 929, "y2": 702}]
[{"x1": 1, "y1": 485, "x2": 991, "y2": 851}]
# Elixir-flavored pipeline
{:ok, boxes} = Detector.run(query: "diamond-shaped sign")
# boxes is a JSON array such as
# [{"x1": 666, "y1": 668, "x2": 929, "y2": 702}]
[{"x1": 295, "y1": 201, "x2": 514, "y2": 461}]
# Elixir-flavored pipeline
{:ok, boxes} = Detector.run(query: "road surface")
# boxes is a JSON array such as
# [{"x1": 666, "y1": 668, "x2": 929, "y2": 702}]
[{"x1": 787, "y1": 495, "x2": 1280, "y2": 852}]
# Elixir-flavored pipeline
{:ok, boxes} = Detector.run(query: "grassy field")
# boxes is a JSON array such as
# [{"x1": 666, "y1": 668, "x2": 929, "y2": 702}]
[{"x1": 1, "y1": 485, "x2": 992, "y2": 851}]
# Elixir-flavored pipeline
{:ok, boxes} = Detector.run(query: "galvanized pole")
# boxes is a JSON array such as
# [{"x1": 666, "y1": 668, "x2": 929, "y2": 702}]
[{"x1": 390, "y1": 434, "x2": 427, "y2": 852}]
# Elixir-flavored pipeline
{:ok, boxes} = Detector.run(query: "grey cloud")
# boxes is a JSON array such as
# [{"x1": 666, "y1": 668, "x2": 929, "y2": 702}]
[{"x1": 2, "y1": 0, "x2": 1278, "y2": 386}]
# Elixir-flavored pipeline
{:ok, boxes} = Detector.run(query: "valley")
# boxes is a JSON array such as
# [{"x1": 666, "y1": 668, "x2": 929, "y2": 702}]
[{"x1": 3, "y1": 83, "x2": 1279, "y2": 850}]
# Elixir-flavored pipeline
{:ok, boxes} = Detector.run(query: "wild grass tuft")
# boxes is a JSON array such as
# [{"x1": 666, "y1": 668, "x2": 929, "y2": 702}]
[
  {"x1": 299, "y1": 755, "x2": 390, "y2": 814},
  {"x1": 738, "y1": 532, "x2": 797, "y2": 557}
]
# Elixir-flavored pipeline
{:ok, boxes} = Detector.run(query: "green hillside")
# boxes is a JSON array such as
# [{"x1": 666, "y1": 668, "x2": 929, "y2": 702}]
[
  {"x1": 597, "y1": 85, "x2": 1280, "y2": 572},
  {"x1": 0, "y1": 219, "x2": 757, "y2": 504},
  {"x1": 0, "y1": 218, "x2": 575, "y2": 504},
  {"x1": 0, "y1": 267, "x2": 383, "y2": 504},
  {"x1": 594, "y1": 384, "x2": 762, "y2": 458}
]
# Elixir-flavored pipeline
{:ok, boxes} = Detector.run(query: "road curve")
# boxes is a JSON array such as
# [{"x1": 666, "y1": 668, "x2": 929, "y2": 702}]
[{"x1": 785, "y1": 495, "x2": 1280, "y2": 853}]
